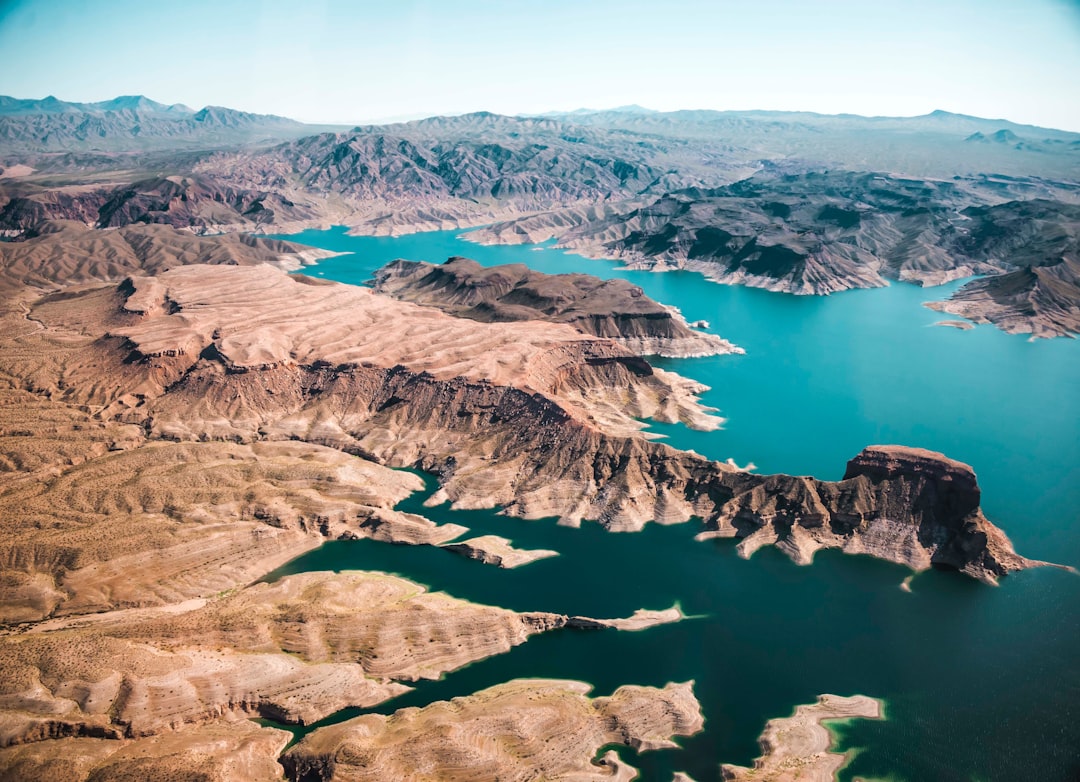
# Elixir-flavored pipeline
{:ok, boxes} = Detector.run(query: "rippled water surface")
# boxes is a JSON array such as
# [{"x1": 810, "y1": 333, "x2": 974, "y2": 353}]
[{"x1": 266, "y1": 227, "x2": 1080, "y2": 781}]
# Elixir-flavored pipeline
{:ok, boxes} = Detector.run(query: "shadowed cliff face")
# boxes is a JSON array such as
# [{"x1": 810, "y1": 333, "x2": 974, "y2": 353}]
[{"x1": 2, "y1": 255, "x2": 1038, "y2": 585}]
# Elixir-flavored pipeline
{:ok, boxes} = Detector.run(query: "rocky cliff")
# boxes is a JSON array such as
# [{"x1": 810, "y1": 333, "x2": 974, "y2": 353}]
[
  {"x1": 0, "y1": 214, "x2": 1056, "y2": 780},
  {"x1": 370, "y1": 256, "x2": 741, "y2": 357},
  {"x1": 3, "y1": 255, "x2": 1039, "y2": 584}
]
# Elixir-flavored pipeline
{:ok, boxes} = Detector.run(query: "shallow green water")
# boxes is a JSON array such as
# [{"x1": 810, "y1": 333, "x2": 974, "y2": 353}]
[{"x1": 267, "y1": 227, "x2": 1080, "y2": 781}]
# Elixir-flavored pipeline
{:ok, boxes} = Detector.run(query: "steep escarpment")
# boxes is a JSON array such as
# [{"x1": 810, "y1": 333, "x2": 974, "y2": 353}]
[
  {"x1": 370, "y1": 256, "x2": 741, "y2": 357},
  {"x1": 7, "y1": 262, "x2": 1040, "y2": 584},
  {"x1": 697, "y1": 444, "x2": 1038, "y2": 584},
  {"x1": 281, "y1": 678, "x2": 703, "y2": 781}
]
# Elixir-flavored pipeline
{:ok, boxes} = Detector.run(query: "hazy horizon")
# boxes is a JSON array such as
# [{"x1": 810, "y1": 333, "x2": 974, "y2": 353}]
[
  {"x1": 2, "y1": 0, "x2": 1079, "y2": 132},
  {"x1": 8, "y1": 97, "x2": 1080, "y2": 134}
]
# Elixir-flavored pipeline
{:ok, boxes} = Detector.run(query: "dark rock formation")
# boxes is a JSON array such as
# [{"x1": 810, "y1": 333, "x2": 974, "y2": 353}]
[
  {"x1": 370, "y1": 256, "x2": 740, "y2": 356},
  {"x1": 697, "y1": 445, "x2": 1039, "y2": 584},
  {"x1": 466, "y1": 172, "x2": 1080, "y2": 336}
]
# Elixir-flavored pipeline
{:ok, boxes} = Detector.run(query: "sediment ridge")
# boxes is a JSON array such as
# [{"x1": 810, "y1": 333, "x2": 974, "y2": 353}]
[{"x1": 370, "y1": 256, "x2": 741, "y2": 357}]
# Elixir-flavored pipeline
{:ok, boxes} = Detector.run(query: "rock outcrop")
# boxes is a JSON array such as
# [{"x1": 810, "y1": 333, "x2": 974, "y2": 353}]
[
  {"x1": 698, "y1": 445, "x2": 1042, "y2": 584},
  {"x1": 281, "y1": 678, "x2": 703, "y2": 781},
  {"x1": 721, "y1": 694, "x2": 882, "y2": 782},
  {"x1": 4, "y1": 261, "x2": 1041, "y2": 584},
  {"x1": 441, "y1": 535, "x2": 559, "y2": 568},
  {"x1": 370, "y1": 256, "x2": 740, "y2": 357}
]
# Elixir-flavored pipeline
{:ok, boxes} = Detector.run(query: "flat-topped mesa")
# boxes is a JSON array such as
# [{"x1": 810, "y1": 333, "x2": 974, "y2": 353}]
[
  {"x1": 701, "y1": 445, "x2": 1043, "y2": 584},
  {"x1": 370, "y1": 256, "x2": 742, "y2": 357},
  {"x1": 842, "y1": 445, "x2": 1034, "y2": 582},
  {"x1": 843, "y1": 445, "x2": 980, "y2": 510}
]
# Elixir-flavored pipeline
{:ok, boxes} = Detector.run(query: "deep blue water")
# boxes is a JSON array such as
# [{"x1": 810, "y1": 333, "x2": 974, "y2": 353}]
[{"x1": 267, "y1": 226, "x2": 1080, "y2": 781}]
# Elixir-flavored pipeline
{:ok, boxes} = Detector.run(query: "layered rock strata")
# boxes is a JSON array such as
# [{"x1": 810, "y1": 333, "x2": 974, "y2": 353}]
[
  {"x1": 371, "y1": 256, "x2": 741, "y2": 357},
  {"x1": 0, "y1": 720, "x2": 291, "y2": 782},
  {"x1": 926, "y1": 256, "x2": 1080, "y2": 338},
  {"x1": 0, "y1": 437, "x2": 464, "y2": 622},
  {"x1": 5, "y1": 261, "x2": 1041, "y2": 584},
  {"x1": 281, "y1": 678, "x2": 704, "y2": 781},
  {"x1": 0, "y1": 572, "x2": 566, "y2": 747}
]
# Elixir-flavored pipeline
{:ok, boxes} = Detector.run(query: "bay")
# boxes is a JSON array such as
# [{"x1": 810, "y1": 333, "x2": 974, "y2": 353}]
[{"x1": 266, "y1": 226, "x2": 1080, "y2": 781}]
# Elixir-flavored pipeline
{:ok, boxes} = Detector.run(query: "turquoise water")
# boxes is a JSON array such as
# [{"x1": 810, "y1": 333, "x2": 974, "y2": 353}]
[{"x1": 268, "y1": 227, "x2": 1080, "y2": 781}]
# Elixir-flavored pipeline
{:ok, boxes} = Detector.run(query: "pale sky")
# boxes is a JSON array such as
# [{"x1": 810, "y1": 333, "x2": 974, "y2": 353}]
[{"x1": 2, "y1": 0, "x2": 1079, "y2": 130}]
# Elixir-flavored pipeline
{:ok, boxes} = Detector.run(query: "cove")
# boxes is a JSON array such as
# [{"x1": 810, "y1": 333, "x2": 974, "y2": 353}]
[{"x1": 265, "y1": 226, "x2": 1080, "y2": 781}]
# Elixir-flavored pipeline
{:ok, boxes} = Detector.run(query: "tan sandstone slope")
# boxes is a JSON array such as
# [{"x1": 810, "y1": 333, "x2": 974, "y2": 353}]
[
  {"x1": 282, "y1": 678, "x2": 704, "y2": 781},
  {"x1": 0, "y1": 571, "x2": 572, "y2": 748},
  {"x1": 1, "y1": 249, "x2": 1042, "y2": 584},
  {"x1": 0, "y1": 220, "x2": 1048, "y2": 780}
]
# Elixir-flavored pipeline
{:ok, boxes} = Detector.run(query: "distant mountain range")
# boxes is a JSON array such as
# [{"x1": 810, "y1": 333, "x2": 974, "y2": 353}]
[
  {"x1": 0, "y1": 97, "x2": 1077, "y2": 337},
  {"x1": 0, "y1": 94, "x2": 345, "y2": 153},
  {"x1": 0, "y1": 95, "x2": 196, "y2": 115}
]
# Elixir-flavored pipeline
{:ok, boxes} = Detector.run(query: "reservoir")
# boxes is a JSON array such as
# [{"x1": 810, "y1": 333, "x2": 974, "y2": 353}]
[{"x1": 266, "y1": 227, "x2": 1080, "y2": 781}]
